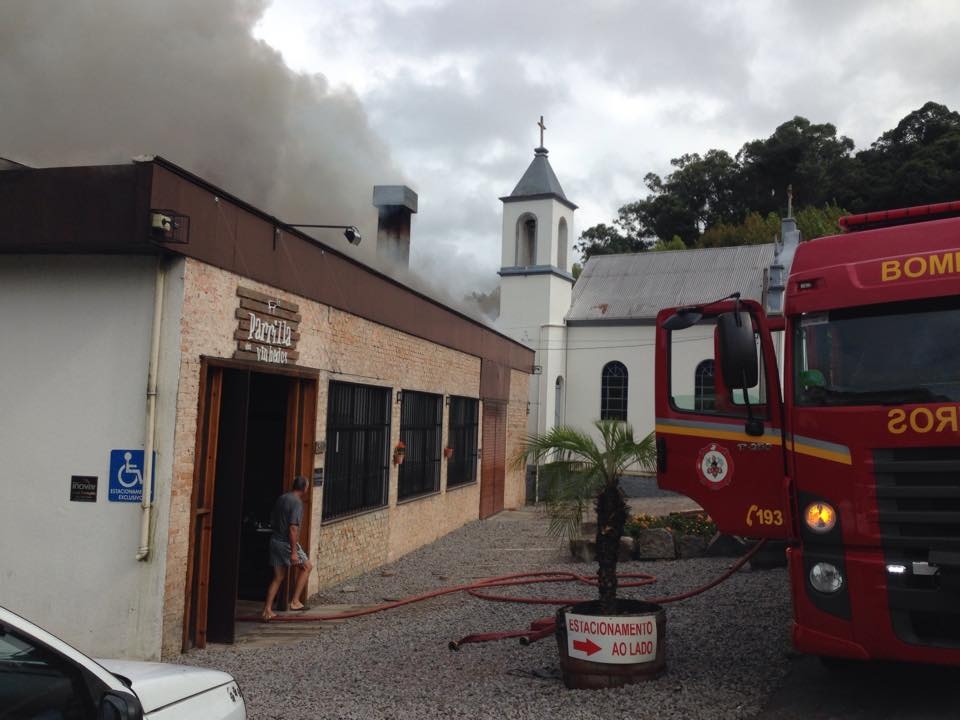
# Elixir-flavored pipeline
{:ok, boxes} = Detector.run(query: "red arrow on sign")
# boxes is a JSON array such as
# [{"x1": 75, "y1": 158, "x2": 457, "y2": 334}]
[{"x1": 573, "y1": 638, "x2": 601, "y2": 656}]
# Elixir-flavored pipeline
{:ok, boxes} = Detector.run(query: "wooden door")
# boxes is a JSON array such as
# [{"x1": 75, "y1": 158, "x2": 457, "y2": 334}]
[
  {"x1": 184, "y1": 364, "x2": 222, "y2": 650},
  {"x1": 206, "y1": 368, "x2": 251, "y2": 644},
  {"x1": 480, "y1": 402, "x2": 506, "y2": 519},
  {"x1": 282, "y1": 378, "x2": 318, "y2": 607}
]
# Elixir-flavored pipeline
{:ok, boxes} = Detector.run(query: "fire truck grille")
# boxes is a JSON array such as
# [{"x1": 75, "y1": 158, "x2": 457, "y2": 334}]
[
  {"x1": 874, "y1": 447, "x2": 960, "y2": 648},
  {"x1": 874, "y1": 447, "x2": 960, "y2": 552}
]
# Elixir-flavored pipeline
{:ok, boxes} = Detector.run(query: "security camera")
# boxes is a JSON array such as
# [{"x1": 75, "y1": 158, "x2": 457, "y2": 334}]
[
  {"x1": 151, "y1": 212, "x2": 173, "y2": 233},
  {"x1": 343, "y1": 226, "x2": 362, "y2": 245}
]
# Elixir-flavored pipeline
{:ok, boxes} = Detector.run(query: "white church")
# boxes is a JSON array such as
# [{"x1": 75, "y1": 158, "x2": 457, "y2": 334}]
[{"x1": 494, "y1": 137, "x2": 777, "y2": 450}]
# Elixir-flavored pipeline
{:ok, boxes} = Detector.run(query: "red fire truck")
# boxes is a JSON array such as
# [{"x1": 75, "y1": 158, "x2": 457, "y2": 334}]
[{"x1": 655, "y1": 200, "x2": 960, "y2": 665}]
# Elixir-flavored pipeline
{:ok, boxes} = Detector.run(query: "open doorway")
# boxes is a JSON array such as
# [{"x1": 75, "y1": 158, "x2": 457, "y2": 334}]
[{"x1": 185, "y1": 361, "x2": 317, "y2": 648}]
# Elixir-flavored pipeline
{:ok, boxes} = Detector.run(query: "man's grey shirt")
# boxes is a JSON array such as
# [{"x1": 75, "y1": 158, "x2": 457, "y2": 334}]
[{"x1": 270, "y1": 492, "x2": 303, "y2": 542}]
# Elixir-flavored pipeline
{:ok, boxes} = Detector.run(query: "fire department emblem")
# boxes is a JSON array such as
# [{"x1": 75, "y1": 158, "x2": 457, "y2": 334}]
[{"x1": 696, "y1": 443, "x2": 734, "y2": 490}]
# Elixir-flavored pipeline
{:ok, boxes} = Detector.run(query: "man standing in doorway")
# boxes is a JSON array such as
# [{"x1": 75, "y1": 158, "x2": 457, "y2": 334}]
[{"x1": 262, "y1": 475, "x2": 314, "y2": 621}]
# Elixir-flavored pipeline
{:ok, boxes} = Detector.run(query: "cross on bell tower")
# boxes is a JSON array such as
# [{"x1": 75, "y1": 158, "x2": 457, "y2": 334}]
[{"x1": 537, "y1": 115, "x2": 546, "y2": 148}]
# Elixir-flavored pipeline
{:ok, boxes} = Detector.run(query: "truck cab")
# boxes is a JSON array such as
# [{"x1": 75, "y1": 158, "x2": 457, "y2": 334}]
[{"x1": 655, "y1": 201, "x2": 960, "y2": 665}]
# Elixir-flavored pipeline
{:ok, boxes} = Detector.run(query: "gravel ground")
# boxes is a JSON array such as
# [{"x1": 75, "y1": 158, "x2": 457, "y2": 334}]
[{"x1": 182, "y1": 507, "x2": 791, "y2": 720}]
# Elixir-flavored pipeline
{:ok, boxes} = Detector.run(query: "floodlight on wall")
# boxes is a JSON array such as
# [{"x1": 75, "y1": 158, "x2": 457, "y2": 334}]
[
  {"x1": 396, "y1": 390, "x2": 403, "y2": 404},
  {"x1": 286, "y1": 223, "x2": 362, "y2": 246}
]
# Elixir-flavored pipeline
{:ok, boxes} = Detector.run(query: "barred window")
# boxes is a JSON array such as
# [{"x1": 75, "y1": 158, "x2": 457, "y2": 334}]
[
  {"x1": 323, "y1": 381, "x2": 391, "y2": 520},
  {"x1": 600, "y1": 361, "x2": 628, "y2": 421},
  {"x1": 446, "y1": 396, "x2": 479, "y2": 487},
  {"x1": 398, "y1": 391, "x2": 442, "y2": 500}
]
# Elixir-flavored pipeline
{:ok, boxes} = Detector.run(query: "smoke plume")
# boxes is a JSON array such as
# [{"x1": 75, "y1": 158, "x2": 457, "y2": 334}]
[{"x1": 0, "y1": 0, "x2": 401, "y2": 263}]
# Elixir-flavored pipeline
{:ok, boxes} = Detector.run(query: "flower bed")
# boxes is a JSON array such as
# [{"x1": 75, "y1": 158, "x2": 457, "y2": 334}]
[{"x1": 626, "y1": 511, "x2": 716, "y2": 539}]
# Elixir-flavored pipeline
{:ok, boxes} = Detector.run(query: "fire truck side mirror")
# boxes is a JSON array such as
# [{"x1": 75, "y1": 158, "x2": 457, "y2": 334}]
[
  {"x1": 716, "y1": 311, "x2": 758, "y2": 389},
  {"x1": 662, "y1": 309, "x2": 702, "y2": 331}
]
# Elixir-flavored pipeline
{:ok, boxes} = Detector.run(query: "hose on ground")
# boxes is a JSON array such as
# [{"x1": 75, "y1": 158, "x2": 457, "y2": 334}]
[
  {"x1": 235, "y1": 539, "x2": 770, "y2": 650},
  {"x1": 450, "y1": 538, "x2": 769, "y2": 649}
]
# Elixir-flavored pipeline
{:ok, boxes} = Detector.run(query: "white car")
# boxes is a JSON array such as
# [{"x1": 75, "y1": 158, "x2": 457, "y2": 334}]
[{"x1": 0, "y1": 605, "x2": 245, "y2": 719}]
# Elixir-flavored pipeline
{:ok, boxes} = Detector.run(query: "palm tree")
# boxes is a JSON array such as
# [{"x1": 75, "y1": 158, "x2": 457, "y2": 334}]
[{"x1": 517, "y1": 420, "x2": 656, "y2": 612}]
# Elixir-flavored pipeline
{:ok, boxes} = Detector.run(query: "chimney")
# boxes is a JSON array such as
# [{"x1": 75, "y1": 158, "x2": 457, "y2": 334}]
[{"x1": 373, "y1": 185, "x2": 418, "y2": 268}]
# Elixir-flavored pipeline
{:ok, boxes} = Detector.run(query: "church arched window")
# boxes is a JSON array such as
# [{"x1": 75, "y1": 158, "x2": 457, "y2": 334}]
[
  {"x1": 558, "y1": 217, "x2": 568, "y2": 270},
  {"x1": 694, "y1": 359, "x2": 715, "y2": 411},
  {"x1": 516, "y1": 214, "x2": 537, "y2": 266},
  {"x1": 600, "y1": 361, "x2": 628, "y2": 421}
]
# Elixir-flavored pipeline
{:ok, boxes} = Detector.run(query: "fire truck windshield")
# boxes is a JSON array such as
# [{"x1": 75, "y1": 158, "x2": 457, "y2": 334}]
[{"x1": 794, "y1": 296, "x2": 960, "y2": 407}]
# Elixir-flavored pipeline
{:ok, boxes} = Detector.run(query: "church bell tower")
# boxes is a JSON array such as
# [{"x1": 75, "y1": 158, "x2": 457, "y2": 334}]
[{"x1": 496, "y1": 117, "x2": 576, "y2": 438}]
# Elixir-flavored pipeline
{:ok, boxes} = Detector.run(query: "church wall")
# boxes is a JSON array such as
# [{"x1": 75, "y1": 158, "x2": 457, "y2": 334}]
[
  {"x1": 548, "y1": 274, "x2": 573, "y2": 325},
  {"x1": 498, "y1": 275, "x2": 552, "y2": 344},
  {"x1": 563, "y1": 324, "x2": 658, "y2": 444},
  {"x1": 564, "y1": 323, "x2": 718, "y2": 461}
]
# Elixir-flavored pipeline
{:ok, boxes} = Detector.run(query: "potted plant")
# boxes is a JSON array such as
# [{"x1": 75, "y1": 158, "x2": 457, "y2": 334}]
[
  {"x1": 393, "y1": 440, "x2": 406, "y2": 465},
  {"x1": 517, "y1": 419, "x2": 660, "y2": 688}
]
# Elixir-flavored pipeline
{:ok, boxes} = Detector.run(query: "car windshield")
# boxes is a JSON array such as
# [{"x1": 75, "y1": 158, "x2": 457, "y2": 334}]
[{"x1": 794, "y1": 296, "x2": 960, "y2": 407}]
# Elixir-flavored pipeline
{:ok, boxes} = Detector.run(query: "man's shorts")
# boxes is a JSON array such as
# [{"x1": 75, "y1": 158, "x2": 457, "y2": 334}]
[{"x1": 269, "y1": 537, "x2": 309, "y2": 567}]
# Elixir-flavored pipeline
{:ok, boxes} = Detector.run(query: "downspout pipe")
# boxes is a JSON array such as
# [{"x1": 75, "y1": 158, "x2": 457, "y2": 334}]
[{"x1": 137, "y1": 258, "x2": 165, "y2": 561}]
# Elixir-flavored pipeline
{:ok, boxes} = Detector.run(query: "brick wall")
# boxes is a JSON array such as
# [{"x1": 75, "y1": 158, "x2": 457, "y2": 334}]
[
  {"x1": 504, "y1": 369, "x2": 531, "y2": 508},
  {"x1": 161, "y1": 259, "x2": 526, "y2": 656}
]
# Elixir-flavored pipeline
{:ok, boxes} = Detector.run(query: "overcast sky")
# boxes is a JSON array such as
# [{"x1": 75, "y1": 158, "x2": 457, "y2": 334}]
[
  {"x1": 3, "y1": 1, "x2": 959, "y2": 307},
  {"x1": 252, "y1": 0, "x2": 960, "y2": 294}
]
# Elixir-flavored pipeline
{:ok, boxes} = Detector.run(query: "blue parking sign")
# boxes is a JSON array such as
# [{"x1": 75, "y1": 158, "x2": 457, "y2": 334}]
[{"x1": 108, "y1": 450, "x2": 156, "y2": 503}]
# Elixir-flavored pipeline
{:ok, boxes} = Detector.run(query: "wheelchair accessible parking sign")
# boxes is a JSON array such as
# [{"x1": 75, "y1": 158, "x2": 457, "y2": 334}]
[{"x1": 108, "y1": 450, "x2": 156, "y2": 503}]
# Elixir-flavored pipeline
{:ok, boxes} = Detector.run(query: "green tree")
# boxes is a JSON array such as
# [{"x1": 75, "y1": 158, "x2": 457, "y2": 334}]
[
  {"x1": 794, "y1": 204, "x2": 848, "y2": 240},
  {"x1": 697, "y1": 203, "x2": 848, "y2": 248},
  {"x1": 853, "y1": 102, "x2": 960, "y2": 211},
  {"x1": 698, "y1": 211, "x2": 780, "y2": 248},
  {"x1": 574, "y1": 222, "x2": 646, "y2": 261},
  {"x1": 516, "y1": 421, "x2": 655, "y2": 611},
  {"x1": 579, "y1": 102, "x2": 960, "y2": 251},
  {"x1": 737, "y1": 117, "x2": 855, "y2": 215},
  {"x1": 649, "y1": 235, "x2": 687, "y2": 251}
]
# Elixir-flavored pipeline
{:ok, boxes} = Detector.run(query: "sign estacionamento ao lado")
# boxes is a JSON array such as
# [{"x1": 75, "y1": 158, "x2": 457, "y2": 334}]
[
  {"x1": 564, "y1": 611, "x2": 658, "y2": 664},
  {"x1": 234, "y1": 286, "x2": 301, "y2": 365}
]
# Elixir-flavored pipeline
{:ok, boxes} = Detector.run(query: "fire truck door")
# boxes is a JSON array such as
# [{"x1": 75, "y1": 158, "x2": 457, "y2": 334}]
[{"x1": 654, "y1": 302, "x2": 793, "y2": 539}]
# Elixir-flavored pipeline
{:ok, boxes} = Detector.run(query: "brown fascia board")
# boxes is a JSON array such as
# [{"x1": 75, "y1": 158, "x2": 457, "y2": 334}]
[
  {"x1": 0, "y1": 158, "x2": 531, "y2": 374},
  {"x1": 0, "y1": 157, "x2": 531, "y2": 376},
  {"x1": 145, "y1": 158, "x2": 533, "y2": 374},
  {"x1": 0, "y1": 162, "x2": 153, "y2": 254}
]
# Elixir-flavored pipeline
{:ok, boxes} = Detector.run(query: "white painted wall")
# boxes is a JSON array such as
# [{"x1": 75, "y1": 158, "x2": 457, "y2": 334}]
[
  {"x1": 0, "y1": 255, "x2": 183, "y2": 659},
  {"x1": 563, "y1": 323, "x2": 715, "y2": 447},
  {"x1": 563, "y1": 324, "x2": 658, "y2": 442}
]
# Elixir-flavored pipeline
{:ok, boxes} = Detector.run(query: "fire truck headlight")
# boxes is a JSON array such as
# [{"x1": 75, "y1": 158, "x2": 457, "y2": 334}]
[
  {"x1": 809, "y1": 562, "x2": 844, "y2": 593},
  {"x1": 804, "y1": 501, "x2": 837, "y2": 534}
]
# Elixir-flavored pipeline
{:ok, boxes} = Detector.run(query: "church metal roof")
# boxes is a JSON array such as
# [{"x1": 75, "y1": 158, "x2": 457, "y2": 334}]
[
  {"x1": 501, "y1": 147, "x2": 577, "y2": 210},
  {"x1": 567, "y1": 244, "x2": 775, "y2": 323}
]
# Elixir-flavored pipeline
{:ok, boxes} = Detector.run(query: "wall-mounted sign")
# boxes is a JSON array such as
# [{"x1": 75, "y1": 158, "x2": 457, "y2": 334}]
[
  {"x1": 108, "y1": 450, "x2": 156, "y2": 503},
  {"x1": 234, "y1": 286, "x2": 301, "y2": 365},
  {"x1": 70, "y1": 476, "x2": 98, "y2": 502}
]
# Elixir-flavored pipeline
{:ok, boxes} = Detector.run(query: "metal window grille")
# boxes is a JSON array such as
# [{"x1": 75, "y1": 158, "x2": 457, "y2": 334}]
[
  {"x1": 694, "y1": 359, "x2": 716, "y2": 411},
  {"x1": 323, "y1": 381, "x2": 390, "y2": 520},
  {"x1": 398, "y1": 391, "x2": 442, "y2": 500},
  {"x1": 600, "y1": 361, "x2": 628, "y2": 421},
  {"x1": 446, "y1": 396, "x2": 479, "y2": 487}
]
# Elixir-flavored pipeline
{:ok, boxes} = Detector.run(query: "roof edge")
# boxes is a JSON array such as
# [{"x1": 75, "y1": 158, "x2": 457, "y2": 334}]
[{"x1": 499, "y1": 193, "x2": 578, "y2": 211}]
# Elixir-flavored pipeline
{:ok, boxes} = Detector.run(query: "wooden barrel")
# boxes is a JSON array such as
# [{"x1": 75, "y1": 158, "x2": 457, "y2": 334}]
[{"x1": 555, "y1": 599, "x2": 666, "y2": 689}]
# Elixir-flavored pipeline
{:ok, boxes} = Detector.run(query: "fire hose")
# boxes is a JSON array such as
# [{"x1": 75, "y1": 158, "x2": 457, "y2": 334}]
[{"x1": 235, "y1": 539, "x2": 769, "y2": 650}]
